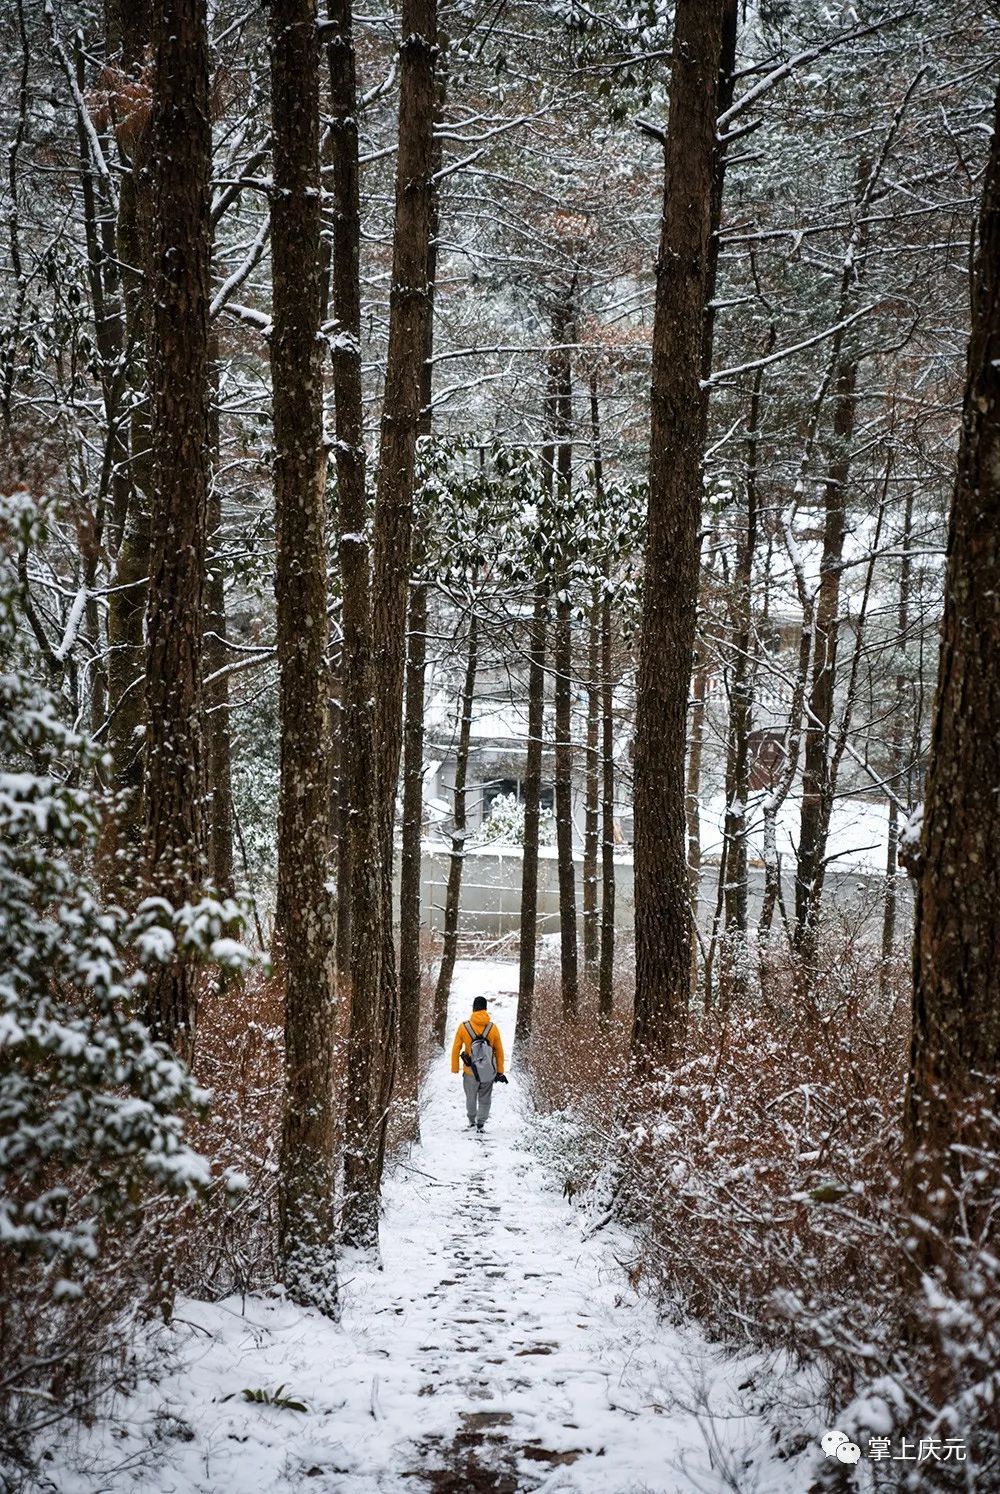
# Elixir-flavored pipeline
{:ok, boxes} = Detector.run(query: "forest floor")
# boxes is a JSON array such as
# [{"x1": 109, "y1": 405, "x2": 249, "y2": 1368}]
[{"x1": 50, "y1": 963, "x2": 819, "y2": 1494}]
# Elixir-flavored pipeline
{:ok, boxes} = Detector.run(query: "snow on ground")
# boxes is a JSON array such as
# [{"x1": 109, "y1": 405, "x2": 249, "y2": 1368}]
[{"x1": 50, "y1": 963, "x2": 817, "y2": 1493}]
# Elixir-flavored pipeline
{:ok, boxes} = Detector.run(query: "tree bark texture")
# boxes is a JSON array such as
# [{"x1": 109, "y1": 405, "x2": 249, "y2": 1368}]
[
  {"x1": 325, "y1": 0, "x2": 373, "y2": 992},
  {"x1": 515, "y1": 578, "x2": 549, "y2": 1046},
  {"x1": 881, "y1": 491, "x2": 913, "y2": 996},
  {"x1": 582, "y1": 586, "x2": 601, "y2": 974},
  {"x1": 399, "y1": 569, "x2": 428, "y2": 1060},
  {"x1": 206, "y1": 340, "x2": 234, "y2": 896},
  {"x1": 432, "y1": 613, "x2": 478, "y2": 1039},
  {"x1": 551, "y1": 311, "x2": 578, "y2": 1018},
  {"x1": 632, "y1": 0, "x2": 727, "y2": 1061},
  {"x1": 105, "y1": 9, "x2": 154, "y2": 886},
  {"x1": 905, "y1": 82, "x2": 1000, "y2": 1223},
  {"x1": 343, "y1": 0, "x2": 437, "y2": 1250},
  {"x1": 720, "y1": 358, "x2": 765, "y2": 1002},
  {"x1": 270, "y1": 0, "x2": 338, "y2": 1313},
  {"x1": 142, "y1": 0, "x2": 211, "y2": 1045},
  {"x1": 398, "y1": 71, "x2": 443, "y2": 1071},
  {"x1": 794, "y1": 360, "x2": 857, "y2": 976},
  {"x1": 599, "y1": 579, "x2": 616, "y2": 1023}
]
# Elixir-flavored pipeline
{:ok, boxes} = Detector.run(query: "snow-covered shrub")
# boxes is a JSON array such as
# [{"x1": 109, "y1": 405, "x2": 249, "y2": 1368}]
[
  {"x1": 476, "y1": 791, "x2": 555, "y2": 846},
  {"x1": 0, "y1": 494, "x2": 254, "y2": 1468}
]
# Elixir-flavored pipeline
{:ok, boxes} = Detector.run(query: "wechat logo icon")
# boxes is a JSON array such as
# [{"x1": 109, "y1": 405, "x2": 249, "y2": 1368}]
[{"x1": 822, "y1": 1430, "x2": 862, "y2": 1464}]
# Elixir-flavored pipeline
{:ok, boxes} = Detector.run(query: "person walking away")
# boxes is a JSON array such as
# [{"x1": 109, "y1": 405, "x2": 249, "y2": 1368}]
[{"x1": 451, "y1": 995, "x2": 507, "y2": 1131}]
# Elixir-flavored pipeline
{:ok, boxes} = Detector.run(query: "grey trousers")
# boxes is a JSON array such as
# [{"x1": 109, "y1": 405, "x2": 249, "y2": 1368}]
[{"x1": 463, "y1": 1072, "x2": 494, "y2": 1126}]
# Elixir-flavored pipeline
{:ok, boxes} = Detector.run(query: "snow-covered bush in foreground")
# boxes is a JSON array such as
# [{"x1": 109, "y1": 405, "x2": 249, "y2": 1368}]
[{"x1": 0, "y1": 494, "x2": 255, "y2": 1470}]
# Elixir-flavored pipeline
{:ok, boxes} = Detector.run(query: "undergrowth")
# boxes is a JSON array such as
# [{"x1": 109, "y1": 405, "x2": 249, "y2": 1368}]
[{"x1": 524, "y1": 937, "x2": 1000, "y2": 1492}]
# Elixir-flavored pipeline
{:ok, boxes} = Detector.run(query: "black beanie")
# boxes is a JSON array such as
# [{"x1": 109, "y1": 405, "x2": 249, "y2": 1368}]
[{"x1": 472, "y1": 996, "x2": 488, "y2": 1012}]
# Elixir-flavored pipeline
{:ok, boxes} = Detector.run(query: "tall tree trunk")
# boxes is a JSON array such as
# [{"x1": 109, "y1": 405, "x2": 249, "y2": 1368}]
[
  {"x1": 398, "y1": 59, "x2": 444, "y2": 1073},
  {"x1": 105, "y1": 5, "x2": 154, "y2": 888},
  {"x1": 720, "y1": 357, "x2": 766, "y2": 1003},
  {"x1": 343, "y1": 0, "x2": 437, "y2": 1250},
  {"x1": 399, "y1": 566, "x2": 428, "y2": 1054},
  {"x1": 270, "y1": 0, "x2": 338, "y2": 1313},
  {"x1": 881, "y1": 491, "x2": 913, "y2": 996},
  {"x1": 325, "y1": 0, "x2": 371, "y2": 991},
  {"x1": 432, "y1": 612, "x2": 478, "y2": 1036},
  {"x1": 551, "y1": 301, "x2": 578, "y2": 1018},
  {"x1": 582, "y1": 585, "x2": 600, "y2": 975},
  {"x1": 598, "y1": 577, "x2": 616, "y2": 1024},
  {"x1": 793, "y1": 360, "x2": 857, "y2": 978},
  {"x1": 142, "y1": 0, "x2": 211, "y2": 1046},
  {"x1": 588, "y1": 372, "x2": 615, "y2": 1018},
  {"x1": 515, "y1": 577, "x2": 548, "y2": 1046},
  {"x1": 205, "y1": 337, "x2": 234, "y2": 896},
  {"x1": 905, "y1": 82, "x2": 1000, "y2": 1231},
  {"x1": 632, "y1": 0, "x2": 728, "y2": 1061},
  {"x1": 581, "y1": 371, "x2": 605, "y2": 982}
]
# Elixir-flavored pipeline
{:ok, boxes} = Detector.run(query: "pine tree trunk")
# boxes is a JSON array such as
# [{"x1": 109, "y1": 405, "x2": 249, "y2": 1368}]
[
  {"x1": 720, "y1": 358, "x2": 765, "y2": 1002},
  {"x1": 325, "y1": 0, "x2": 372, "y2": 991},
  {"x1": 598, "y1": 579, "x2": 616, "y2": 1024},
  {"x1": 554, "y1": 575, "x2": 578, "y2": 1017},
  {"x1": 343, "y1": 0, "x2": 437, "y2": 1250},
  {"x1": 880, "y1": 494, "x2": 913, "y2": 996},
  {"x1": 327, "y1": 0, "x2": 385, "y2": 1256},
  {"x1": 516, "y1": 578, "x2": 548, "y2": 1046},
  {"x1": 551, "y1": 313, "x2": 578, "y2": 1018},
  {"x1": 205, "y1": 338, "x2": 234, "y2": 897},
  {"x1": 582, "y1": 587, "x2": 600, "y2": 976},
  {"x1": 399, "y1": 569, "x2": 428, "y2": 1057},
  {"x1": 794, "y1": 360, "x2": 857, "y2": 978},
  {"x1": 270, "y1": 0, "x2": 338, "y2": 1313},
  {"x1": 142, "y1": 0, "x2": 211, "y2": 1046},
  {"x1": 398, "y1": 65, "x2": 444, "y2": 1073},
  {"x1": 633, "y1": 0, "x2": 727, "y2": 1061},
  {"x1": 905, "y1": 81, "x2": 1000, "y2": 1228},
  {"x1": 432, "y1": 613, "x2": 478, "y2": 1036},
  {"x1": 105, "y1": 8, "x2": 154, "y2": 888}
]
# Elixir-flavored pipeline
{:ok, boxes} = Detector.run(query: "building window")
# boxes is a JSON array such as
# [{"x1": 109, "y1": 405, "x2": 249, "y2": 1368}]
[{"x1": 482, "y1": 777, "x2": 518, "y2": 817}]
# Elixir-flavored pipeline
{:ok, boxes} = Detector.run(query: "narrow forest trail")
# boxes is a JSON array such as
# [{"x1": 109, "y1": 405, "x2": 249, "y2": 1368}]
[{"x1": 56, "y1": 963, "x2": 812, "y2": 1494}]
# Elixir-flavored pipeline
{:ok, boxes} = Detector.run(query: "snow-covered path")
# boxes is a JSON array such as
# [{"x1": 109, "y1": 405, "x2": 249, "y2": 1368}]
[{"x1": 56, "y1": 962, "x2": 812, "y2": 1493}]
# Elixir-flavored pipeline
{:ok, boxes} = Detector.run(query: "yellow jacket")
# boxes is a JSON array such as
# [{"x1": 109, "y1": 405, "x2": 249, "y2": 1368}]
[{"x1": 451, "y1": 1009, "x2": 505, "y2": 1077}]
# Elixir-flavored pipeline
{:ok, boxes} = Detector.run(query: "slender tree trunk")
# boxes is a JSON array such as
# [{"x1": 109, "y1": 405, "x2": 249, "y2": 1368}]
[
  {"x1": 325, "y1": 0, "x2": 371, "y2": 991},
  {"x1": 599, "y1": 577, "x2": 616, "y2": 1024},
  {"x1": 554, "y1": 572, "x2": 578, "y2": 1017},
  {"x1": 550, "y1": 302, "x2": 578, "y2": 1018},
  {"x1": 343, "y1": 0, "x2": 437, "y2": 1250},
  {"x1": 632, "y1": 0, "x2": 728, "y2": 1061},
  {"x1": 686, "y1": 650, "x2": 707, "y2": 905},
  {"x1": 142, "y1": 0, "x2": 211, "y2": 1046},
  {"x1": 398, "y1": 60, "x2": 444, "y2": 1073},
  {"x1": 720, "y1": 358, "x2": 765, "y2": 1002},
  {"x1": 881, "y1": 491, "x2": 913, "y2": 996},
  {"x1": 589, "y1": 376, "x2": 616, "y2": 1022},
  {"x1": 270, "y1": 0, "x2": 338, "y2": 1312},
  {"x1": 516, "y1": 578, "x2": 548, "y2": 1046},
  {"x1": 794, "y1": 360, "x2": 857, "y2": 978},
  {"x1": 327, "y1": 0, "x2": 385, "y2": 1256},
  {"x1": 432, "y1": 613, "x2": 478, "y2": 1035},
  {"x1": 205, "y1": 337, "x2": 234, "y2": 896},
  {"x1": 582, "y1": 585, "x2": 600, "y2": 975},
  {"x1": 105, "y1": 7, "x2": 154, "y2": 887},
  {"x1": 905, "y1": 82, "x2": 1000, "y2": 1232},
  {"x1": 399, "y1": 568, "x2": 428, "y2": 1052}
]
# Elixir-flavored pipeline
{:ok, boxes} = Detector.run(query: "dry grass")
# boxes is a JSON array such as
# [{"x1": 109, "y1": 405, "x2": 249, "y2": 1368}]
[{"x1": 522, "y1": 934, "x2": 1000, "y2": 1484}]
